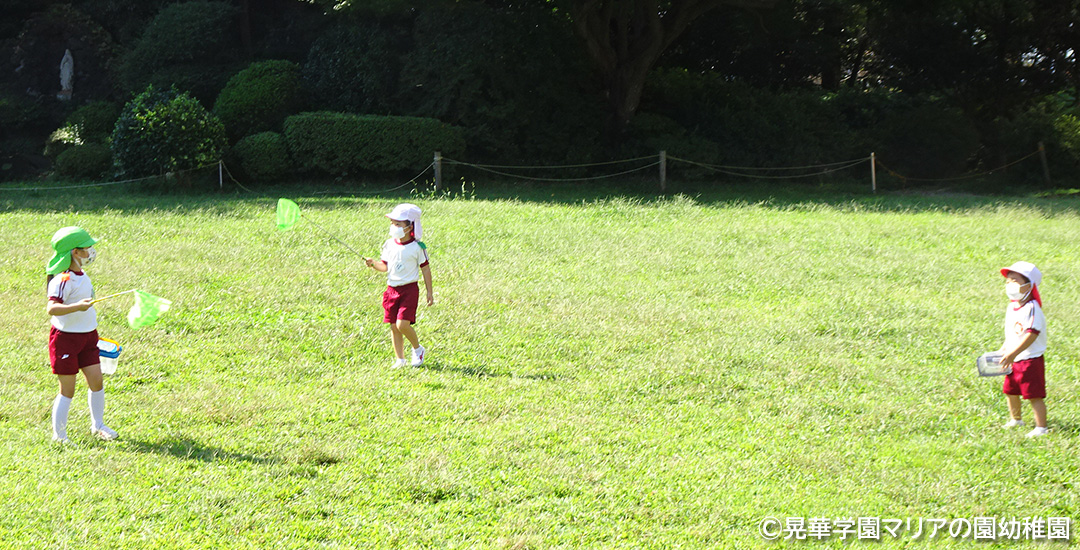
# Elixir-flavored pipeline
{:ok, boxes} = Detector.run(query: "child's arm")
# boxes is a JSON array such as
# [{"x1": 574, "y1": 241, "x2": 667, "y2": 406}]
[
  {"x1": 1001, "y1": 331, "x2": 1039, "y2": 367},
  {"x1": 46, "y1": 298, "x2": 93, "y2": 316},
  {"x1": 364, "y1": 257, "x2": 388, "y2": 272},
  {"x1": 421, "y1": 263, "x2": 434, "y2": 306}
]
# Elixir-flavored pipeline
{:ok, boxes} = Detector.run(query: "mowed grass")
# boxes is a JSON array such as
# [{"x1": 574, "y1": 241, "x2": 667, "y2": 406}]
[{"x1": 1, "y1": 184, "x2": 1078, "y2": 548}]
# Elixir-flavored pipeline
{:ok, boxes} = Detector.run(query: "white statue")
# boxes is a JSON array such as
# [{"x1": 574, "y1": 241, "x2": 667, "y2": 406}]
[{"x1": 58, "y1": 49, "x2": 73, "y2": 100}]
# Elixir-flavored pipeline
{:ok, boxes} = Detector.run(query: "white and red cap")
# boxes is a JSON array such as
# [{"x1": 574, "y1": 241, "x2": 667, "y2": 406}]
[
  {"x1": 386, "y1": 203, "x2": 422, "y2": 240},
  {"x1": 1001, "y1": 261, "x2": 1042, "y2": 306},
  {"x1": 1000, "y1": 261, "x2": 1041, "y2": 286}
]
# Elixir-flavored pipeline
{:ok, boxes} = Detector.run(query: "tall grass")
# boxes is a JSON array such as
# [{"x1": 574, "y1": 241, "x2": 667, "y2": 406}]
[{"x1": 1, "y1": 185, "x2": 1077, "y2": 548}]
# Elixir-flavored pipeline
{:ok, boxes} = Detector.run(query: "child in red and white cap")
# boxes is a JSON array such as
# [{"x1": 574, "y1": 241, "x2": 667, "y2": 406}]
[
  {"x1": 997, "y1": 261, "x2": 1048, "y2": 437},
  {"x1": 364, "y1": 204, "x2": 434, "y2": 368}
]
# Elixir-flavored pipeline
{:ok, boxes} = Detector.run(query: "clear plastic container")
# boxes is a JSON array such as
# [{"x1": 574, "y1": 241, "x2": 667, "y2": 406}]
[
  {"x1": 97, "y1": 338, "x2": 122, "y2": 375},
  {"x1": 976, "y1": 351, "x2": 1011, "y2": 377}
]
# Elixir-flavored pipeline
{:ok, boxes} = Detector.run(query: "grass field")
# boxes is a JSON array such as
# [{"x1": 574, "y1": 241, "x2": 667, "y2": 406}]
[{"x1": 1, "y1": 182, "x2": 1078, "y2": 548}]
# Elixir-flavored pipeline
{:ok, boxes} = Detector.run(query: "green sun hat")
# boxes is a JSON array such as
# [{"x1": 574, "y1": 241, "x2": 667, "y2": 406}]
[{"x1": 46, "y1": 226, "x2": 98, "y2": 275}]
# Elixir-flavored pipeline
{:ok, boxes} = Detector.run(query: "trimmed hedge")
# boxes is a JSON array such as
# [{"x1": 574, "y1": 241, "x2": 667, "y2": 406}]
[
  {"x1": 283, "y1": 112, "x2": 464, "y2": 175},
  {"x1": 55, "y1": 143, "x2": 112, "y2": 180},
  {"x1": 230, "y1": 132, "x2": 292, "y2": 182},
  {"x1": 214, "y1": 60, "x2": 304, "y2": 142}
]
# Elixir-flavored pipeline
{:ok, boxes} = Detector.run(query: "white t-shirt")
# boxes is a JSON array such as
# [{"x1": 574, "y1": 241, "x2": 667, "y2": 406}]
[
  {"x1": 381, "y1": 238, "x2": 429, "y2": 287},
  {"x1": 48, "y1": 270, "x2": 97, "y2": 333},
  {"x1": 1003, "y1": 300, "x2": 1046, "y2": 360}
]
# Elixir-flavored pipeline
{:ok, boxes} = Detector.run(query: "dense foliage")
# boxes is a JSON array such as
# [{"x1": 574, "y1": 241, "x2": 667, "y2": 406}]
[
  {"x1": 214, "y1": 60, "x2": 304, "y2": 142},
  {"x1": 283, "y1": 112, "x2": 464, "y2": 175},
  {"x1": 55, "y1": 143, "x2": 111, "y2": 180},
  {"x1": 118, "y1": 1, "x2": 241, "y2": 103},
  {"x1": 302, "y1": 24, "x2": 407, "y2": 115},
  {"x1": 229, "y1": 131, "x2": 293, "y2": 182},
  {"x1": 112, "y1": 86, "x2": 226, "y2": 178},
  {"x1": 2, "y1": 0, "x2": 1079, "y2": 185}
]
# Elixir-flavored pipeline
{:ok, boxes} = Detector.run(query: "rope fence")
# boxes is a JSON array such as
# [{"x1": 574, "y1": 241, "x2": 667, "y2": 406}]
[{"x1": 0, "y1": 145, "x2": 1051, "y2": 196}]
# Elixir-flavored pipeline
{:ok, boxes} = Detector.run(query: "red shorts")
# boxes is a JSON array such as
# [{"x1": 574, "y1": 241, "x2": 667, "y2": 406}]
[
  {"x1": 383, "y1": 282, "x2": 419, "y2": 324},
  {"x1": 49, "y1": 327, "x2": 100, "y2": 375},
  {"x1": 1002, "y1": 355, "x2": 1046, "y2": 399}
]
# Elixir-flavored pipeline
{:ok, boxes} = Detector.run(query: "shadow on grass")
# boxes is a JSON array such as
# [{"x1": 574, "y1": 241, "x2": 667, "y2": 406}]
[
  {"x1": 1050, "y1": 421, "x2": 1080, "y2": 436},
  {"x1": 123, "y1": 436, "x2": 276, "y2": 464},
  {"x1": 5, "y1": 177, "x2": 1080, "y2": 217},
  {"x1": 416, "y1": 359, "x2": 570, "y2": 381}
]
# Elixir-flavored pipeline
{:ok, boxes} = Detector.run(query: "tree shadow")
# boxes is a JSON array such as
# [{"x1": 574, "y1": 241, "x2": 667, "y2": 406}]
[
  {"x1": 122, "y1": 435, "x2": 276, "y2": 464},
  {"x1": 6, "y1": 177, "x2": 1079, "y2": 218}
]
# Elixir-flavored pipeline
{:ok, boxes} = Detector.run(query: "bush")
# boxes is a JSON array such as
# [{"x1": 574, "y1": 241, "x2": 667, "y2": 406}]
[
  {"x1": 66, "y1": 101, "x2": 120, "y2": 143},
  {"x1": 627, "y1": 112, "x2": 722, "y2": 179},
  {"x1": 55, "y1": 143, "x2": 111, "y2": 180},
  {"x1": 119, "y1": 1, "x2": 240, "y2": 102},
  {"x1": 283, "y1": 112, "x2": 464, "y2": 175},
  {"x1": 230, "y1": 132, "x2": 292, "y2": 182},
  {"x1": 992, "y1": 97, "x2": 1080, "y2": 184},
  {"x1": 302, "y1": 24, "x2": 406, "y2": 114},
  {"x1": 400, "y1": 5, "x2": 602, "y2": 164},
  {"x1": 214, "y1": 61, "x2": 304, "y2": 142},
  {"x1": 112, "y1": 85, "x2": 226, "y2": 178},
  {"x1": 868, "y1": 102, "x2": 980, "y2": 179},
  {"x1": 643, "y1": 70, "x2": 858, "y2": 168}
]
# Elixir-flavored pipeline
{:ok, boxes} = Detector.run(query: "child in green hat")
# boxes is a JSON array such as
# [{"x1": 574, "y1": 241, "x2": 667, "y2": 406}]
[{"x1": 45, "y1": 226, "x2": 118, "y2": 443}]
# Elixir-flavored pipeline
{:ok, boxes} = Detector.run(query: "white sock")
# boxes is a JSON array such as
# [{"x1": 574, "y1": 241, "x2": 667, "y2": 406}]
[
  {"x1": 52, "y1": 394, "x2": 72, "y2": 439},
  {"x1": 88, "y1": 389, "x2": 106, "y2": 431}
]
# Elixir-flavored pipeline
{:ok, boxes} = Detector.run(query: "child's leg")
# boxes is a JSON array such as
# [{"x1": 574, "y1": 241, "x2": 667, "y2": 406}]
[
  {"x1": 390, "y1": 324, "x2": 406, "y2": 359},
  {"x1": 395, "y1": 320, "x2": 421, "y2": 349},
  {"x1": 52, "y1": 375, "x2": 78, "y2": 440},
  {"x1": 1006, "y1": 394, "x2": 1023, "y2": 420},
  {"x1": 82, "y1": 364, "x2": 107, "y2": 430},
  {"x1": 1029, "y1": 398, "x2": 1047, "y2": 428}
]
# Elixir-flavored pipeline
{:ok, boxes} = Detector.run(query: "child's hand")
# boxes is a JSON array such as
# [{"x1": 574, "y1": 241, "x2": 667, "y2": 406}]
[
  {"x1": 74, "y1": 298, "x2": 94, "y2": 312},
  {"x1": 364, "y1": 257, "x2": 374, "y2": 268},
  {"x1": 426, "y1": 294, "x2": 435, "y2": 306}
]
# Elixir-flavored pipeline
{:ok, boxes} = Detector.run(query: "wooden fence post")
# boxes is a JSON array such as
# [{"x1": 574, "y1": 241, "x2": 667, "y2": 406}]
[
  {"x1": 659, "y1": 150, "x2": 667, "y2": 193},
  {"x1": 434, "y1": 151, "x2": 442, "y2": 194},
  {"x1": 870, "y1": 152, "x2": 877, "y2": 194}
]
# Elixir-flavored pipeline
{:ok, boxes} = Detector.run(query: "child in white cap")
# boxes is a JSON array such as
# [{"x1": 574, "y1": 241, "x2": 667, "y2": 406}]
[
  {"x1": 997, "y1": 261, "x2": 1049, "y2": 437},
  {"x1": 45, "y1": 226, "x2": 119, "y2": 443},
  {"x1": 365, "y1": 203, "x2": 434, "y2": 368}
]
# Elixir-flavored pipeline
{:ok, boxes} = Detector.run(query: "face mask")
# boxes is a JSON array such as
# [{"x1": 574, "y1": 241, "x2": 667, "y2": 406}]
[
  {"x1": 389, "y1": 225, "x2": 407, "y2": 239},
  {"x1": 1005, "y1": 281, "x2": 1029, "y2": 301},
  {"x1": 82, "y1": 247, "x2": 96, "y2": 266}
]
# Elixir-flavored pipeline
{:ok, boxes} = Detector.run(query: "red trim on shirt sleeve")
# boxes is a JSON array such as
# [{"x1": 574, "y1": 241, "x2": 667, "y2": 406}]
[
  {"x1": 49, "y1": 297, "x2": 63, "y2": 303},
  {"x1": 420, "y1": 261, "x2": 429, "y2": 268},
  {"x1": 1025, "y1": 328, "x2": 1040, "y2": 334}
]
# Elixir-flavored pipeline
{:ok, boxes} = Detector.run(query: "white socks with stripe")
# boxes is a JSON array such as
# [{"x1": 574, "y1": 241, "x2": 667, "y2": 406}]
[
  {"x1": 52, "y1": 394, "x2": 72, "y2": 440},
  {"x1": 88, "y1": 389, "x2": 106, "y2": 431}
]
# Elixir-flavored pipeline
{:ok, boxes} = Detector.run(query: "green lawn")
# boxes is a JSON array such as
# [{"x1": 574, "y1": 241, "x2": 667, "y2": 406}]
[{"x1": 1, "y1": 183, "x2": 1077, "y2": 548}]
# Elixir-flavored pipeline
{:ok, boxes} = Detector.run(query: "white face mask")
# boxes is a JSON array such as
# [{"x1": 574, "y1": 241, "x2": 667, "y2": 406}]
[
  {"x1": 389, "y1": 225, "x2": 407, "y2": 239},
  {"x1": 1005, "y1": 281, "x2": 1029, "y2": 301},
  {"x1": 82, "y1": 247, "x2": 96, "y2": 266}
]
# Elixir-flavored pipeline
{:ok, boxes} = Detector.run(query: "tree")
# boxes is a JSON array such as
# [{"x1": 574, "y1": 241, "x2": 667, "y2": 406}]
[{"x1": 555, "y1": 0, "x2": 778, "y2": 140}]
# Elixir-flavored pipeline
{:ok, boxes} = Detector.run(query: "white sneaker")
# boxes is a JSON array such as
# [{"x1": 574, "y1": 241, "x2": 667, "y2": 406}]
[
  {"x1": 410, "y1": 345, "x2": 425, "y2": 367},
  {"x1": 91, "y1": 425, "x2": 118, "y2": 441},
  {"x1": 52, "y1": 435, "x2": 71, "y2": 445},
  {"x1": 390, "y1": 358, "x2": 407, "y2": 369},
  {"x1": 1002, "y1": 419, "x2": 1025, "y2": 429},
  {"x1": 1025, "y1": 427, "x2": 1049, "y2": 438}
]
